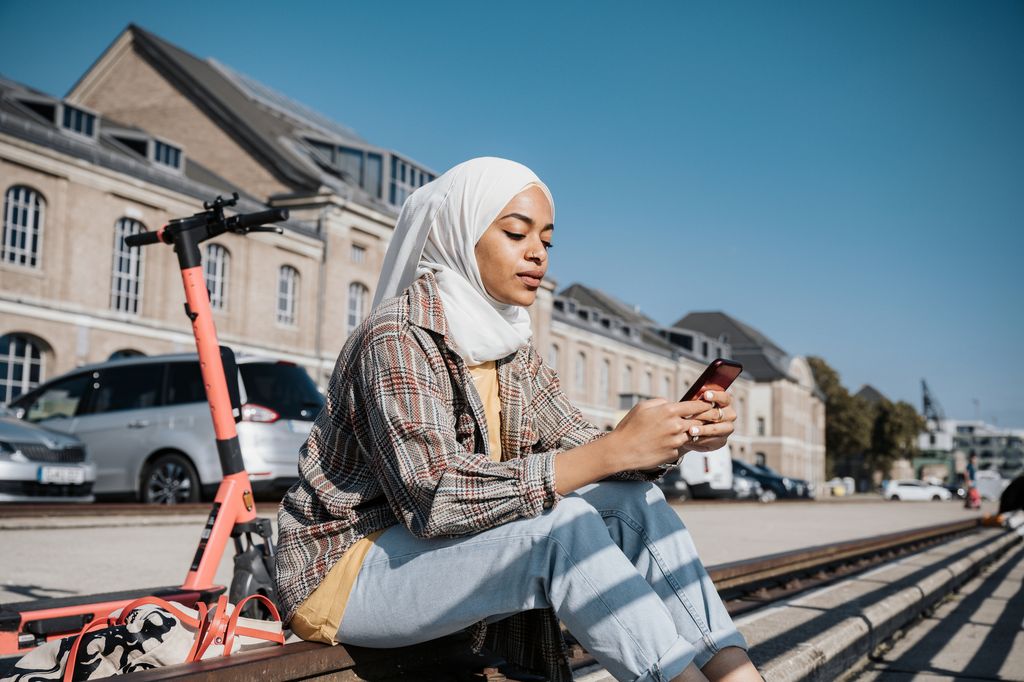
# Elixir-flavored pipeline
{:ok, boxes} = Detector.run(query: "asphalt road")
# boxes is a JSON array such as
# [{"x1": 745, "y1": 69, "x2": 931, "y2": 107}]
[{"x1": 0, "y1": 496, "x2": 994, "y2": 605}]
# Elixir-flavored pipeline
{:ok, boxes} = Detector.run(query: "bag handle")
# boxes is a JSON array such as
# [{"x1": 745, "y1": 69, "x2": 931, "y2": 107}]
[
  {"x1": 62, "y1": 617, "x2": 118, "y2": 682},
  {"x1": 221, "y1": 594, "x2": 285, "y2": 654},
  {"x1": 192, "y1": 595, "x2": 232, "y2": 661}
]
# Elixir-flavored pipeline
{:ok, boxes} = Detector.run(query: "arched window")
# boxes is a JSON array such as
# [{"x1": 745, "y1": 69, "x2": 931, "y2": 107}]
[
  {"x1": 642, "y1": 370, "x2": 652, "y2": 396},
  {"x1": 3, "y1": 186, "x2": 45, "y2": 268},
  {"x1": 347, "y1": 282, "x2": 369, "y2": 334},
  {"x1": 548, "y1": 343, "x2": 559, "y2": 371},
  {"x1": 0, "y1": 333, "x2": 45, "y2": 403},
  {"x1": 204, "y1": 243, "x2": 230, "y2": 311},
  {"x1": 600, "y1": 359, "x2": 610, "y2": 405},
  {"x1": 621, "y1": 364, "x2": 633, "y2": 393},
  {"x1": 111, "y1": 218, "x2": 146, "y2": 314},
  {"x1": 662, "y1": 375, "x2": 671, "y2": 398},
  {"x1": 277, "y1": 265, "x2": 299, "y2": 326},
  {"x1": 108, "y1": 349, "x2": 145, "y2": 360},
  {"x1": 575, "y1": 351, "x2": 587, "y2": 393}
]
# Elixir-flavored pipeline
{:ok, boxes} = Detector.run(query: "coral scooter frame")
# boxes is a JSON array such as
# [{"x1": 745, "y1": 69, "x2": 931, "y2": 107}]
[{"x1": 0, "y1": 195, "x2": 289, "y2": 657}]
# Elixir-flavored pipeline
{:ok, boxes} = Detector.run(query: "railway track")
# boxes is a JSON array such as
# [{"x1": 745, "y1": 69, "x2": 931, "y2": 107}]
[{"x1": 32, "y1": 516, "x2": 981, "y2": 681}]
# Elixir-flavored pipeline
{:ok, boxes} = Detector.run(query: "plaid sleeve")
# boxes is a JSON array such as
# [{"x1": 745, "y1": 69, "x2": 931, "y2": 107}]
[
  {"x1": 525, "y1": 347, "x2": 662, "y2": 483},
  {"x1": 352, "y1": 333, "x2": 558, "y2": 539}
]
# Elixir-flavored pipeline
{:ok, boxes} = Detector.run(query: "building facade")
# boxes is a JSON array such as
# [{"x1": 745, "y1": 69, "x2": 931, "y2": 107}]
[{"x1": 2, "y1": 24, "x2": 823, "y2": 487}]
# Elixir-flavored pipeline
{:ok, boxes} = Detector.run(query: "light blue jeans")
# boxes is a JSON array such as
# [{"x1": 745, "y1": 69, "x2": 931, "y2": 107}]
[{"x1": 338, "y1": 481, "x2": 748, "y2": 682}]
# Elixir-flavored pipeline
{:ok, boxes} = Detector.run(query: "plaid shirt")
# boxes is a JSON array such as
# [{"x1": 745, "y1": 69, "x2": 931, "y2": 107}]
[{"x1": 276, "y1": 272, "x2": 656, "y2": 681}]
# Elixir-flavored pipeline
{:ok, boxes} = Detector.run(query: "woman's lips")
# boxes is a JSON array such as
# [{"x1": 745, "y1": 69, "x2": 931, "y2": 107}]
[{"x1": 517, "y1": 273, "x2": 543, "y2": 287}]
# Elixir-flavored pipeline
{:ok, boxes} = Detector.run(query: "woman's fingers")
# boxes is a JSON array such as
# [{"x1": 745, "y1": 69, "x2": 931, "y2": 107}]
[
  {"x1": 693, "y1": 405, "x2": 736, "y2": 423},
  {"x1": 702, "y1": 390, "x2": 732, "y2": 407}
]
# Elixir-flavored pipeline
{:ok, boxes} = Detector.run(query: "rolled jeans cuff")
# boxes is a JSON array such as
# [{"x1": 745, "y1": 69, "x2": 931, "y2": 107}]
[
  {"x1": 693, "y1": 628, "x2": 749, "y2": 669},
  {"x1": 637, "y1": 635, "x2": 696, "y2": 682}
]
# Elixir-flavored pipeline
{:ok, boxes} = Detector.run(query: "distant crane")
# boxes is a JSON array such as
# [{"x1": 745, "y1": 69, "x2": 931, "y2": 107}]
[{"x1": 921, "y1": 379, "x2": 945, "y2": 433}]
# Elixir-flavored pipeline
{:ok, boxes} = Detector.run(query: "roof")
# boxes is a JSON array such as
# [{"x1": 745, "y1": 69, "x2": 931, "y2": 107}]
[
  {"x1": 556, "y1": 283, "x2": 677, "y2": 356},
  {"x1": 674, "y1": 311, "x2": 791, "y2": 382},
  {"x1": 0, "y1": 74, "x2": 314, "y2": 239},
  {"x1": 855, "y1": 384, "x2": 888, "y2": 404},
  {"x1": 73, "y1": 25, "x2": 434, "y2": 214}
]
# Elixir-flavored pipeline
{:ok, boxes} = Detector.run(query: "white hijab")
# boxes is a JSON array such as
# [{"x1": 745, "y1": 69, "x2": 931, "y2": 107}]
[{"x1": 373, "y1": 157, "x2": 554, "y2": 366}]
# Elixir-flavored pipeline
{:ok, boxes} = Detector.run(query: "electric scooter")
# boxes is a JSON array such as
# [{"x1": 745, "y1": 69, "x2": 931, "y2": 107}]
[{"x1": 0, "y1": 194, "x2": 289, "y2": 657}]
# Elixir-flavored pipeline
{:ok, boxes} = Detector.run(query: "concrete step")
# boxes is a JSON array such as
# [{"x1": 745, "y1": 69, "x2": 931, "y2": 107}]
[{"x1": 577, "y1": 527, "x2": 1019, "y2": 682}]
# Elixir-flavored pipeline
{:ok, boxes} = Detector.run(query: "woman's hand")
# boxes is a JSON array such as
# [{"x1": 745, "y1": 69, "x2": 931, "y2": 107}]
[
  {"x1": 609, "y1": 398, "x2": 713, "y2": 471},
  {"x1": 680, "y1": 390, "x2": 737, "y2": 453}
]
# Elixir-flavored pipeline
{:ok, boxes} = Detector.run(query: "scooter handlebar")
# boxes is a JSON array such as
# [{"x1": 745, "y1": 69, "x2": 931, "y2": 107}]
[
  {"x1": 229, "y1": 208, "x2": 289, "y2": 231},
  {"x1": 125, "y1": 231, "x2": 162, "y2": 247}
]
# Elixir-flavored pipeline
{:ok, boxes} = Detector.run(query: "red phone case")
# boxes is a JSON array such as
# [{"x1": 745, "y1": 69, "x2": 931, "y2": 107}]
[{"x1": 680, "y1": 359, "x2": 743, "y2": 402}]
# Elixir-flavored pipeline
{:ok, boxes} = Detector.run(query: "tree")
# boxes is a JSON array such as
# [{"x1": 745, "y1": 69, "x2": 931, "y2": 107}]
[
  {"x1": 868, "y1": 399, "x2": 926, "y2": 477},
  {"x1": 807, "y1": 357, "x2": 872, "y2": 477}
]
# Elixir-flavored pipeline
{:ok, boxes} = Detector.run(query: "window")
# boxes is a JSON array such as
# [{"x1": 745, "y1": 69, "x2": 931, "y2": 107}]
[
  {"x1": 164, "y1": 362, "x2": 206, "y2": 406},
  {"x1": 575, "y1": 351, "x2": 587, "y2": 393},
  {"x1": 702, "y1": 341, "x2": 709, "y2": 357},
  {"x1": 153, "y1": 140, "x2": 182, "y2": 170},
  {"x1": 61, "y1": 104, "x2": 96, "y2": 137},
  {"x1": 548, "y1": 343, "x2": 559, "y2": 370},
  {"x1": 642, "y1": 370, "x2": 652, "y2": 396},
  {"x1": 239, "y1": 362, "x2": 324, "y2": 421},
  {"x1": 755, "y1": 452, "x2": 767, "y2": 467},
  {"x1": 338, "y1": 146, "x2": 383, "y2": 198},
  {"x1": 88, "y1": 364, "x2": 163, "y2": 414},
  {"x1": 757, "y1": 417, "x2": 766, "y2": 436},
  {"x1": 662, "y1": 376, "x2": 671, "y2": 398},
  {"x1": 389, "y1": 156, "x2": 434, "y2": 207},
  {"x1": 351, "y1": 244, "x2": 366, "y2": 264},
  {"x1": 108, "y1": 349, "x2": 145, "y2": 360},
  {"x1": 621, "y1": 364, "x2": 633, "y2": 393},
  {"x1": 22, "y1": 374, "x2": 89, "y2": 423},
  {"x1": 347, "y1": 282, "x2": 369, "y2": 334},
  {"x1": 0, "y1": 333, "x2": 45, "y2": 403},
  {"x1": 277, "y1": 265, "x2": 299, "y2": 326},
  {"x1": 600, "y1": 359, "x2": 610, "y2": 405},
  {"x1": 111, "y1": 218, "x2": 146, "y2": 314},
  {"x1": 204, "y1": 243, "x2": 230, "y2": 311},
  {"x1": 3, "y1": 186, "x2": 45, "y2": 268}
]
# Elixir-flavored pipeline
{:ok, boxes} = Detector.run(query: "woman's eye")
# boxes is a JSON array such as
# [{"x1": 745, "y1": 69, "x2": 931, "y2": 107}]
[
  {"x1": 542, "y1": 241, "x2": 554, "y2": 250},
  {"x1": 503, "y1": 231, "x2": 526, "y2": 241}
]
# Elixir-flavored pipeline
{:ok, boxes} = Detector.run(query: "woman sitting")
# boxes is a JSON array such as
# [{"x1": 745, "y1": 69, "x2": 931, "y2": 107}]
[{"x1": 275, "y1": 157, "x2": 760, "y2": 682}]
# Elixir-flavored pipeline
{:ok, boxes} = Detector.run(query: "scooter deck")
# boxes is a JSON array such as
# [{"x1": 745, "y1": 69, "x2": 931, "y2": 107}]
[{"x1": 0, "y1": 584, "x2": 225, "y2": 650}]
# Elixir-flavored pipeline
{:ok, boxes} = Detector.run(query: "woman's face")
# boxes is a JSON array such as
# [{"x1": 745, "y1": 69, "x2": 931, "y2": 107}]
[{"x1": 475, "y1": 185, "x2": 554, "y2": 307}]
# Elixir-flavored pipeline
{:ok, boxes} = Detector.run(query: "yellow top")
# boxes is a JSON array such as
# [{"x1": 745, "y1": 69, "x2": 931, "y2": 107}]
[
  {"x1": 289, "y1": 529, "x2": 384, "y2": 644},
  {"x1": 468, "y1": 360, "x2": 502, "y2": 462},
  {"x1": 291, "y1": 363, "x2": 503, "y2": 644}
]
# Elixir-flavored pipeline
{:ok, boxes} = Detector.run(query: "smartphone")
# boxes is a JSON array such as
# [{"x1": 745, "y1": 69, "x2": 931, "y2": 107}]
[{"x1": 680, "y1": 359, "x2": 743, "y2": 402}]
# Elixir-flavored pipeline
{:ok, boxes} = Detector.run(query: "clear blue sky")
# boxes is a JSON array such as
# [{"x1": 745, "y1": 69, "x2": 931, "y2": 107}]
[{"x1": 2, "y1": 1, "x2": 1022, "y2": 427}]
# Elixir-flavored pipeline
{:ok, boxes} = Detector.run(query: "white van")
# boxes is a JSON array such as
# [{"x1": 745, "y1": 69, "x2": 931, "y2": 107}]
[{"x1": 680, "y1": 444, "x2": 734, "y2": 498}]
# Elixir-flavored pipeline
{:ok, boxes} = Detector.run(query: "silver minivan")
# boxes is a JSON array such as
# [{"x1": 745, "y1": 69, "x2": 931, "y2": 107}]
[{"x1": 8, "y1": 354, "x2": 323, "y2": 503}]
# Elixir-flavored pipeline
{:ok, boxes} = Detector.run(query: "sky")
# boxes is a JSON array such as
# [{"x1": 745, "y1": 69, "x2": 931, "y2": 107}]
[{"x1": 1, "y1": 1, "x2": 1022, "y2": 427}]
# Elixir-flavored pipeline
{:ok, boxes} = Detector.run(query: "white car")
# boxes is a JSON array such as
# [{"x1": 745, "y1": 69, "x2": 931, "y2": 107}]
[{"x1": 884, "y1": 479, "x2": 952, "y2": 502}]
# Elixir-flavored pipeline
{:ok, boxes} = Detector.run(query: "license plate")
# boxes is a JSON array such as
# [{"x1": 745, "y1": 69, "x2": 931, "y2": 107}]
[
  {"x1": 38, "y1": 466, "x2": 85, "y2": 485},
  {"x1": 289, "y1": 420, "x2": 313, "y2": 435}
]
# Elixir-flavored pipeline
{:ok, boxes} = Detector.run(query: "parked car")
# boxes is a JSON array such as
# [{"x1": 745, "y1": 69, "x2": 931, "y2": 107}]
[
  {"x1": 656, "y1": 466, "x2": 691, "y2": 500},
  {"x1": 883, "y1": 479, "x2": 953, "y2": 501},
  {"x1": 679, "y1": 445, "x2": 734, "y2": 499},
  {"x1": 731, "y1": 472, "x2": 763, "y2": 501},
  {"x1": 732, "y1": 459, "x2": 810, "y2": 501},
  {"x1": 8, "y1": 353, "x2": 324, "y2": 504},
  {"x1": 0, "y1": 407, "x2": 95, "y2": 503},
  {"x1": 757, "y1": 464, "x2": 814, "y2": 499}
]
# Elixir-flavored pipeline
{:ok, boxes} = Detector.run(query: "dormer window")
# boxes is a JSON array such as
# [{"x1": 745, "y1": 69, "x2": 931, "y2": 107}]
[
  {"x1": 153, "y1": 140, "x2": 183, "y2": 170},
  {"x1": 61, "y1": 104, "x2": 97, "y2": 138},
  {"x1": 389, "y1": 156, "x2": 435, "y2": 207}
]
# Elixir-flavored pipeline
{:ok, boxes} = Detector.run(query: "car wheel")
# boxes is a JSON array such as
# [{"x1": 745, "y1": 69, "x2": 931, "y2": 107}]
[
  {"x1": 141, "y1": 453, "x2": 200, "y2": 505},
  {"x1": 891, "y1": 495, "x2": 900, "y2": 501},
  {"x1": 932, "y1": 495, "x2": 941, "y2": 501}
]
